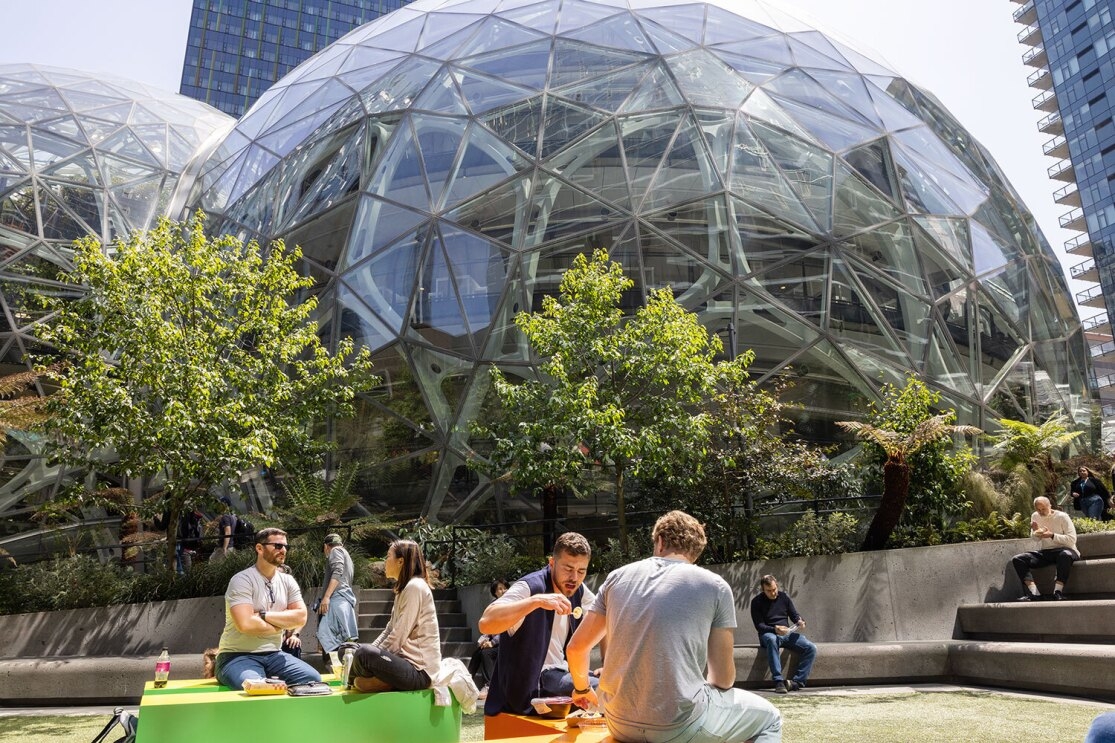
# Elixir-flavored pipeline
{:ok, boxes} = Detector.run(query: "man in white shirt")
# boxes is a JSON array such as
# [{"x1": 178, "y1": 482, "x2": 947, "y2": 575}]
[{"x1": 1011, "y1": 496, "x2": 1078, "y2": 601}]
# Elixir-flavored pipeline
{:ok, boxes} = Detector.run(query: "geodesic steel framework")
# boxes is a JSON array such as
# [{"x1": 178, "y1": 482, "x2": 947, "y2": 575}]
[{"x1": 178, "y1": 0, "x2": 1092, "y2": 523}]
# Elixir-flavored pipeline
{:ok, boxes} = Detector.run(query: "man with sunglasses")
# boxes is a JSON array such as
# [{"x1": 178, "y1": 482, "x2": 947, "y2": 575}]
[{"x1": 214, "y1": 527, "x2": 322, "y2": 690}]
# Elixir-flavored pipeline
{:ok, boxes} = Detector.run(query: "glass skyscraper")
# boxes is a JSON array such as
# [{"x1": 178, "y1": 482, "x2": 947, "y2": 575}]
[
  {"x1": 180, "y1": 0, "x2": 411, "y2": 117},
  {"x1": 1014, "y1": 0, "x2": 1115, "y2": 432}
]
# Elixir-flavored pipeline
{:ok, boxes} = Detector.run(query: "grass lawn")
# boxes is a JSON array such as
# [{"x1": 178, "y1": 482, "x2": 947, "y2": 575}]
[{"x1": 1, "y1": 687, "x2": 1107, "y2": 742}]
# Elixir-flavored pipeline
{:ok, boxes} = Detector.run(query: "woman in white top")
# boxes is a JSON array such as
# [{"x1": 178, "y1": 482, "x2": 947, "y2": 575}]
[{"x1": 349, "y1": 539, "x2": 441, "y2": 692}]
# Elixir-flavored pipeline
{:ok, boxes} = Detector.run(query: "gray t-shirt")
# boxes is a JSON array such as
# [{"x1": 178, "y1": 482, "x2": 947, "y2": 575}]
[
  {"x1": 324, "y1": 545, "x2": 354, "y2": 589},
  {"x1": 218, "y1": 566, "x2": 305, "y2": 654},
  {"x1": 588, "y1": 556, "x2": 736, "y2": 733}
]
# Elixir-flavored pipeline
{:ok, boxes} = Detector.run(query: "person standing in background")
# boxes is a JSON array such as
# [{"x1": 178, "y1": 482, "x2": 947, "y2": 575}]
[{"x1": 315, "y1": 532, "x2": 359, "y2": 663}]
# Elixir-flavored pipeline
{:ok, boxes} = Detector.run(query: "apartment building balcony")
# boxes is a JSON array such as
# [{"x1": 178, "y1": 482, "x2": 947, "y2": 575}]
[
  {"x1": 1066, "y1": 232, "x2": 1093, "y2": 257},
  {"x1": 1048, "y1": 158, "x2": 1076, "y2": 181},
  {"x1": 1054, "y1": 182, "x2": 1081, "y2": 206},
  {"x1": 1078, "y1": 283, "x2": 1108, "y2": 308},
  {"x1": 1038, "y1": 111, "x2": 1063, "y2": 135},
  {"x1": 1061, "y1": 207, "x2": 1087, "y2": 231},
  {"x1": 1010, "y1": 0, "x2": 1027, "y2": 5},
  {"x1": 1091, "y1": 339, "x2": 1115, "y2": 359},
  {"x1": 1071, "y1": 257, "x2": 1099, "y2": 282},
  {"x1": 1027, "y1": 66, "x2": 1052, "y2": 90},
  {"x1": 1013, "y1": 0, "x2": 1037, "y2": 25},
  {"x1": 1084, "y1": 313, "x2": 1112, "y2": 334},
  {"x1": 1018, "y1": 23, "x2": 1042, "y2": 46},
  {"x1": 1033, "y1": 88, "x2": 1059, "y2": 112},
  {"x1": 1043, "y1": 134, "x2": 1069, "y2": 158},
  {"x1": 1023, "y1": 44, "x2": 1048, "y2": 67}
]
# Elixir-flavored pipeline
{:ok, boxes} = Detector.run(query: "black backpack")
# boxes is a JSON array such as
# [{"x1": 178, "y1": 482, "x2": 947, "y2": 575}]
[{"x1": 233, "y1": 515, "x2": 256, "y2": 549}]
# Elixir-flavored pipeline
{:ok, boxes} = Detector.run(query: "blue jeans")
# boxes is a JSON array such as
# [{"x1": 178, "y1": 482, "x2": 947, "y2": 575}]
[
  {"x1": 215, "y1": 651, "x2": 321, "y2": 689},
  {"x1": 759, "y1": 632, "x2": 816, "y2": 684},
  {"x1": 539, "y1": 667, "x2": 599, "y2": 696},
  {"x1": 1080, "y1": 494, "x2": 1105, "y2": 519}
]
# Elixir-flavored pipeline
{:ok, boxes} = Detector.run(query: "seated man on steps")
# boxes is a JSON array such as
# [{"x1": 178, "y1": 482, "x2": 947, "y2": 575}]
[
  {"x1": 1011, "y1": 495, "x2": 1078, "y2": 601},
  {"x1": 750, "y1": 574, "x2": 816, "y2": 693}
]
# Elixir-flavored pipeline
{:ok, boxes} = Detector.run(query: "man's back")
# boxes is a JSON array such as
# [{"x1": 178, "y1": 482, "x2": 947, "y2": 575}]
[{"x1": 594, "y1": 556, "x2": 736, "y2": 732}]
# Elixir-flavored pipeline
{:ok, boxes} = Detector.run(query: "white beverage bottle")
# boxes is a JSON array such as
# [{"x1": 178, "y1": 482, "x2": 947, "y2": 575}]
[{"x1": 154, "y1": 647, "x2": 171, "y2": 688}]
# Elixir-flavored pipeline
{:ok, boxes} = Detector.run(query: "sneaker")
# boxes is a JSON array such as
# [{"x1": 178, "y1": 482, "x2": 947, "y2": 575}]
[
  {"x1": 341, "y1": 649, "x2": 355, "y2": 689},
  {"x1": 773, "y1": 681, "x2": 788, "y2": 694},
  {"x1": 1053, "y1": 590, "x2": 1066, "y2": 600},
  {"x1": 478, "y1": 685, "x2": 489, "y2": 700},
  {"x1": 787, "y1": 680, "x2": 803, "y2": 691},
  {"x1": 1017, "y1": 594, "x2": 1038, "y2": 601}
]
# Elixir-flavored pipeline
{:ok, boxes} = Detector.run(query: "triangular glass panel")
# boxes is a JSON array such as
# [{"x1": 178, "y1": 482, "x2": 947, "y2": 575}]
[
  {"x1": 445, "y1": 175, "x2": 533, "y2": 249},
  {"x1": 765, "y1": 68, "x2": 874, "y2": 126},
  {"x1": 786, "y1": 33, "x2": 850, "y2": 70},
  {"x1": 910, "y1": 218, "x2": 967, "y2": 301},
  {"x1": 0, "y1": 185, "x2": 37, "y2": 235},
  {"x1": 892, "y1": 146, "x2": 961, "y2": 216},
  {"x1": 865, "y1": 78, "x2": 926, "y2": 133},
  {"x1": 550, "y1": 61, "x2": 654, "y2": 114},
  {"x1": 555, "y1": 1, "x2": 625, "y2": 35},
  {"x1": 843, "y1": 139, "x2": 900, "y2": 205},
  {"x1": 1029, "y1": 256, "x2": 1075, "y2": 342},
  {"x1": 969, "y1": 220, "x2": 1014, "y2": 278},
  {"x1": 892, "y1": 125, "x2": 977, "y2": 186},
  {"x1": 640, "y1": 117, "x2": 719, "y2": 212},
  {"x1": 415, "y1": 232, "x2": 474, "y2": 352},
  {"x1": 366, "y1": 117, "x2": 434, "y2": 213},
  {"x1": 619, "y1": 112, "x2": 680, "y2": 210},
  {"x1": 40, "y1": 157, "x2": 99, "y2": 186},
  {"x1": 562, "y1": 12, "x2": 661, "y2": 55},
  {"x1": 0, "y1": 147, "x2": 26, "y2": 174},
  {"x1": 28, "y1": 129, "x2": 86, "y2": 167},
  {"x1": 618, "y1": 62, "x2": 686, "y2": 114},
  {"x1": 34, "y1": 115, "x2": 83, "y2": 142},
  {"x1": 751, "y1": 120, "x2": 833, "y2": 232},
  {"x1": 703, "y1": 6, "x2": 775, "y2": 45},
  {"x1": 543, "y1": 120, "x2": 629, "y2": 212},
  {"x1": 481, "y1": 95, "x2": 544, "y2": 159},
  {"x1": 93, "y1": 127, "x2": 158, "y2": 167},
  {"x1": 740, "y1": 88, "x2": 814, "y2": 141},
  {"x1": 549, "y1": 39, "x2": 646, "y2": 89},
  {"x1": 37, "y1": 185, "x2": 99, "y2": 241},
  {"x1": 501, "y1": 0, "x2": 562, "y2": 35},
  {"x1": 803, "y1": 70, "x2": 884, "y2": 129},
  {"x1": 829, "y1": 258, "x2": 910, "y2": 367},
  {"x1": 477, "y1": 258, "x2": 531, "y2": 363},
  {"x1": 729, "y1": 197, "x2": 821, "y2": 274},
  {"x1": 664, "y1": 48, "x2": 753, "y2": 109},
  {"x1": 840, "y1": 220, "x2": 925, "y2": 295},
  {"x1": 342, "y1": 224, "x2": 428, "y2": 335},
  {"x1": 717, "y1": 51, "x2": 787, "y2": 85},
  {"x1": 437, "y1": 219, "x2": 512, "y2": 350},
  {"x1": 730, "y1": 118, "x2": 820, "y2": 232},
  {"x1": 715, "y1": 36, "x2": 794, "y2": 68},
  {"x1": 282, "y1": 200, "x2": 357, "y2": 288},
  {"x1": 79, "y1": 102, "x2": 134, "y2": 125},
  {"x1": 459, "y1": 39, "x2": 553, "y2": 91},
  {"x1": 418, "y1": 13, "x2": 486, "y2": 56},
  {"x1": 528, "y1": 170, "x2": 628, "y2": 245},
  {"x1": 767, "y1": 93, "x2": 877, "y2": 152},
  {"x1": 369, "y1": 14, "x2": 426, "y2": 53},
  {"x1": 450, "y1": 16, "x2": 551, "y2": 59},
  {"x1": 972, "y1": 285, "x2": 1026, "y2": 381},
  {"x1": 413, "y1": 114, "x2": 468, "y2": 210},
  {"x1": 1031, "y1": 340, "x2": 1072, "y2": 410},
  {"x1": 971, "y1": 193, "x2": 1030, "y2": 254},
  {"x1": 225, "y1": 144, "x2": 280, "y2": 211},
  {"x1": 832, "y1": 161, "x2": 904, "y2": 238},
  {"x1": 109, "y1": 174, "x2": 164, "y2": 234},
  {"x1": 739, "y1": 248, "x2": 827, "y2": 328},
  {"x1": 539, "y1": 96, "x2": 607, "y2": 159},
  {"x1": 344, "y1": 195, "x2": 428, "y2": 271},
  {"x1": 452, "y1": 67, "x2": 536, "y2": 116},
  {"x1": 0, "y1": 174, "x2": 30, "y2": 201},
  {"x1": 694, "y1": 109, "x2": 732, "y2": 187},
  {"x1": 895, "y1": 141, "x2": 988, "y2": 216},
  {"x1": 442, "y1": 122, "x2": 531, "y2": 211},
  {"x1": 642, "y1": 196, "x2": 733, "y2": 279},
  {"x1": 634, "y1": 15, "x2": 702, "y2": 55},
  {"x1": 412, "y1": 70, "x2": 470, "y2": 116},
  {"x1": 336, "y1": 278, "x2": 397, "y2": 352},
  {"x1": 924, "y1": 317, "x2": 977, "y2": 398},
  {"x1": 639, "y1": 5, "x2": 707, "y2": 45},
  {"x1": 335, "y1": 59, "x2": 402, "y2": 98},
  {"x1": 359, "y1": 58, "x2": 443, "y2": 117},
  {"x1": 0, "y1": 125, "x2": 32, "y2": 170},
  {"x1": 288, "y1": 125, "x2": 366, "y2": 229}
]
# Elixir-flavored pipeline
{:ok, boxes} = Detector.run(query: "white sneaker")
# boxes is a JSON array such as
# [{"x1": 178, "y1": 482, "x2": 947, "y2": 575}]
[{"x1": 478, "y1": 685, "x2": 488, "y2": 700}]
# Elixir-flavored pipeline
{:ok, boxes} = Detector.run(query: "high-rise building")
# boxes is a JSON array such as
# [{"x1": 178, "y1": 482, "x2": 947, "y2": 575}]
[
  {"x1": 1013, "y1": 0, "x2": 1115, "y2": 440},
  {"x1": 180, "y1": 0, "x2": 411, "y2": 117}
]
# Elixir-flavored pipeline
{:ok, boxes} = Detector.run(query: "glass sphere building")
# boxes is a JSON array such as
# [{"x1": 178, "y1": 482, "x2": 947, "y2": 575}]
[{"x1": 135, "y1": 0, "x2": 1070, "y2": 522}]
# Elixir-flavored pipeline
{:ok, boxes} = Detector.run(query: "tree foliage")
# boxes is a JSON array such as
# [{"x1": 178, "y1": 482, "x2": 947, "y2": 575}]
[
  {"x1": 476, "y1": 249, "x2": 741, "y2": 548},
  {"x1": 988, "y1": 414, "x2": 1083, "y2": 504},
  {"x1": 39, "y1": 213, "x2": 376, "y2": 568},
  {"x1": 838, "y1": 376, "x2": 980, "y2": 550},
  {"x1": 0, "y1": 367, "x2": 53, "y2": 445}
]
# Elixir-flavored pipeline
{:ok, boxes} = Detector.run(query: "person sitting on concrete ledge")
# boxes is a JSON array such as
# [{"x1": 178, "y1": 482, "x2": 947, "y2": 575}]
[
  {"x1": 1011, "y1": 495, "x2": 1078, "y2": 601},
  {"x1": 346, "y1": 539, "x2": 441, "y2": 693},
  {"x1": 214, "y1": 528, "x2": 322, "y2": 689},
  {"x1": 750, "y1": 574, "x2": 816, "y2": 693}
]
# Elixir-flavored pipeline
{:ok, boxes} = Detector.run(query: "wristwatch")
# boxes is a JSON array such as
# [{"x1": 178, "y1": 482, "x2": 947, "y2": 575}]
[{"x1": 260, "y1": 610, "x2": 268, "y2": 624}]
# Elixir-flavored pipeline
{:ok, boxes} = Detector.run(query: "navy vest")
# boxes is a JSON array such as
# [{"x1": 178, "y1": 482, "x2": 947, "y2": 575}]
[{"x1": 483, "y1": 566, "x2": 586, "y2": 715}]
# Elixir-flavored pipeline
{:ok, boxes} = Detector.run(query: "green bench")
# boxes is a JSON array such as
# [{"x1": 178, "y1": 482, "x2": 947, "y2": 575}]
[{"x1": 136, "y1": 677, "x2": 461, "y2": 742}]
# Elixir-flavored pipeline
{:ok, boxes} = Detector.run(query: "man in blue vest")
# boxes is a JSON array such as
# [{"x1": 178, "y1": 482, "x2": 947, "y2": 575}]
[{"x1": 479, "y1": 531, "x2": 601, "y2": 715}]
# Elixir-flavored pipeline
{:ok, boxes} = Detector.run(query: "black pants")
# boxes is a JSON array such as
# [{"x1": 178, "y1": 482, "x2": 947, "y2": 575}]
[
  {"x1": 468, "y1": 645, "x2": 497, "y2": 688},
  {"x1": 351, "y1": 644, "x2": 430, "y2": 691},
  {"x1": 1012, "y1": 548, "x2": 1075, "y2": 587}
]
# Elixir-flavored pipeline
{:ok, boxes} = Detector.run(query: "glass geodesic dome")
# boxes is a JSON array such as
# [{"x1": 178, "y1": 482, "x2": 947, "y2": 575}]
[
  {"x1": 0, "y1": 64, "x2": 232, "y2": 541},
  {"x1": 188, "y1": 0, "x2": 1092, "y2": 521}
]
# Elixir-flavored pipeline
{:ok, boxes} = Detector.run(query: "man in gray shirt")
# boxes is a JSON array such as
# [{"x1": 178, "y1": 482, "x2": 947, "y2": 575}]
[
  {"x1": 214, "y1": 527, "x2": 321, "y2": 689},
  {"x1": 567, "y1": 511, "x2": 782, "y2": 742},
  {"x1": 316, "y1": 532, "x2": 359, "y2": 660}
]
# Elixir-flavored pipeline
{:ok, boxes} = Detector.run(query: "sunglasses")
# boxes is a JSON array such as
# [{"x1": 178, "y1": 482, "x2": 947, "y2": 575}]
[{"x1": 263, "y1": 543, "x2": 289, "y2": 551}]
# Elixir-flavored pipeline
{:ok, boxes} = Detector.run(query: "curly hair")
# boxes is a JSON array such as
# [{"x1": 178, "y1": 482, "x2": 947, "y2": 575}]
[
  {"x1": 652, "y1": 510, "x2": 707, "y2": 560},
  {"x1": 553, "y1": 531, "x2": 591, "y2": 560}
]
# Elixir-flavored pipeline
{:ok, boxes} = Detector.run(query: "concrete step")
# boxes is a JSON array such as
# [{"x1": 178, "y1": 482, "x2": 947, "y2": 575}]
[
  {"x1": 360, "y1": 613, "x2": 467, "y2": 629},
  {"x1": 959, "y1": 598, "x2": 1115, "y2": 642},
  {"x1": 357, "y1": 626, "x2": 473, "y2": 643},
  {"x1": 734, "y1": 641, "x2": 954, "y2": 688},
  {"x1": 950, "y1": 641, "x2": 1115, "y2": 702},
  {"x1": 1076, "y1": 531, "x2": 1115, "y2": 559},
  {"x1": 356, "y1": 588, "x2": 457, "y2": 601},
  {"x1": 358, "y1": 600, "x2": 460, "y2": 614}
]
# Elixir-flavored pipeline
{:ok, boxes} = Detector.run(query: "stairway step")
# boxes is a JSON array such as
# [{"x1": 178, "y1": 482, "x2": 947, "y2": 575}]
[
  {"x1": 1077, "y1": 532, "x2": 1115, "y2": 560},
  {"x1": 356, "y1": 587, "x2": 457, "y2": 601},
  {"x1": 358, "y1": 626, "x2": 473, "y2": 643},
  {"x1": 360, "y1": 613, "x2": 467, "y2": 629},
  {"x1": 959, "y1": 598, "x2": 1115, "y2": 642},
  {"x1": 358, "y1": 600, "x2": 460, "y2": 614}
]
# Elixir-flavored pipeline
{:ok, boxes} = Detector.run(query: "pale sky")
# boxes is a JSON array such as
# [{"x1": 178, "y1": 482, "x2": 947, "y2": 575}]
[{"x1": 0, "y1": 0, "x2": 1088, "y2": 319}]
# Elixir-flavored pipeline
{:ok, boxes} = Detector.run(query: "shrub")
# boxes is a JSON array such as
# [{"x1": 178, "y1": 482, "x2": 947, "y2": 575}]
[
  {"x1": 945, "y1": 512, "x2": 1029, "y2": 543},
  {"x1": 1072, "y1": 516, "x2": 1115, "y2": 534},
  {"x1": 755, "y1": 512, "x2": 860, "y2": 559}
]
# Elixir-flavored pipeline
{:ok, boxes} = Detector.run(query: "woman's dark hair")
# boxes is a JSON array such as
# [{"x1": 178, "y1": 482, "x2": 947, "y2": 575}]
[
  {"x1": 490, "y1": 578, "x2": 510, "y2": 598},
  {"x1": 389, "y1": 539, "x2": 427, "y2": 594}
]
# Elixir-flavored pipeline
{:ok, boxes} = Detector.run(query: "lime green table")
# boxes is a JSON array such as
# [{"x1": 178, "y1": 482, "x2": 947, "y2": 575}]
[{"x1": 136, "y1": 675, "x2": 461, "y2": 742}]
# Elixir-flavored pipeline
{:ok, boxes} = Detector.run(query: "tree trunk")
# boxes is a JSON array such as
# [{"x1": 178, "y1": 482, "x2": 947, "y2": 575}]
[
  {"x1": 615, "y1": 468, "x2": 627, "y2": 553},
  {"x1": 541, "y1": 485, "x2": 558, "y2": 554},
  {"x1": 861, "y1": 459, "x2": 911, "y2": 551},
  {"x1": 165, "y1": 503, "x2": 180, "y2": 573}
]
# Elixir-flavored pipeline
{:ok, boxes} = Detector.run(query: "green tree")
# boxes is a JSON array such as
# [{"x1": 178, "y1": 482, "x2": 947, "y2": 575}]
[
  {"x1": 989, "y1": 414, "x2": 1083, "y2": 504},
  {"x1": 478, "y1": 250, "x2": 740, "y2": 550},
  {"x1": 0, "y1": 367, "x2": 53, "y2": 444},
  {"x1": 838, "y1": 377, "x2": 980, "y2": 550},
  {"x1": 39, "y1": 213, "x2": 376, "y2": 570}
]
